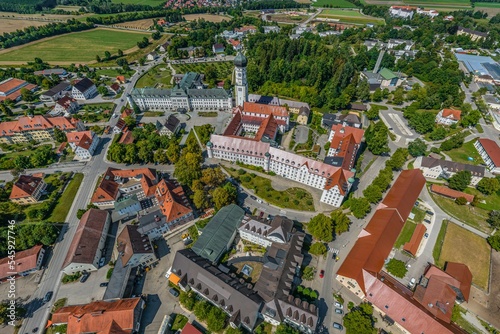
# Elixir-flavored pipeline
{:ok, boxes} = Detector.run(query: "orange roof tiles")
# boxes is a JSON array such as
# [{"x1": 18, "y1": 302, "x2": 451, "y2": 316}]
[
  {"x1": 181, "y1": 323, "x2": 203, "y2": 334},
  {"x1": 156, "y1": 179, "x2": 192, "y2": 223},
  {"x1": 121, "y1": 109, "x2": 134, "y2": 119},
  {"x1": 430, "y1": 184, "x2": 474, "y2": 203},
  {"x1": 329, "y1": 124, "x2": 364, "y2": 170},
  {"x1": 116, "y1": 76, "x2": 126, "y2": 83},
  {"x1": 9, "y1": 174, "x2": 44, "y2": 200},
  {"x1": 0, "y1": 78, "x2": 37, "y2": 101},
  {"x1": 67, "y1": 131, "x2": 93, "y2": 150},
  {"x1": 242, "y1": 102, "x2": 289, "y2": 118},
  {"x1": 477, "y1": 138, "x2": 500, "y2": 167},
  {"x1": 445, "y1": 262, "x2": 472, "y2": 302},
  {"x1": 0, "y1": 78, "x2": 27, "y2": 93},
  {"x1": 0, "y1": 116, "x2": 79, "y2": 136},
  {"x1": 92, "y1": 168, "x2": 120, "y2": 203},
  {"x1": 441, "y1": 109, "x2": 461, "y2": 121},
  {"x1": 403, "y1": 224, "x2": 426, "y2": 256},
  {"x1": 0, "y1": 245, "x2": 43, "y2": 280},
  {"x1": 118, "y1": 130, "x2": 134, "y2": 144}
]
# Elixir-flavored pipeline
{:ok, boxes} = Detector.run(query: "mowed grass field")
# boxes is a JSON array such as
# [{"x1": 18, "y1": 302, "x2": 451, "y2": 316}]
[
  {"x1": 438, "y1": 223, "x2": 491, "y2": 290},
  {"x1": 318, "y1": 9, "x2": 385, "y2": 25},
  {"x1": 183, "y1": 14, "x2": 231, "y2": 22},
  {"x1": 313, "y1": 0, "x2": 358, "y2": 7},
  {"x1": 0, "y1": 28, "x2": 150, "y2": 63},
  {"x1": 0, "y1": 18, "x2": 49, "y2": 34}
]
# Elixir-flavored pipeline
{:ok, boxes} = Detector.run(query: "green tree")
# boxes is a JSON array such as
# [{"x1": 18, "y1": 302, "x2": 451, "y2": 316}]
[
  {"x1": 487, "y1": 235, "x2": 500, "y2": 251},
  {"x1": 96, "y1": 55, "x2": 101, "y2": 63},
  {"x1": 194, "y1": 300, "x2": 211, "y2": 321},
  {"x1": 307, "y1": 213, "x2": 333, "y2": 242},
  {"x1": 487, "y1": 211, "x2": 500, "y2": 229},
  {"x1": 386, "y1": 148, "x2": 408, "y2": 170},
  {"x1": 309, "y1": 242, "x2": 327, "y2": 256},
  {"x1": 139, "y1": 57, "x2": 146, "y2": 66},
  {"x1": 152, "y1": 31, "x2": 161, "y2": 40},
  {"x1": 276, "y1": 324, "x2": 300, "y2": 334},
  {"x1": 408, "y1": 138, "x2": 427, "y2": 157},
  {"x1": 225, "y1": 327, "x2": 243, "y2": 334},
  {"x1": 104, "y1": 51, "x2": 111, "y2": 60},
  {"x1": 349, "y1": 197, "x2": 371, "y2": 218},
  {"x1": 97, "y1": 86, "x2": 108, "y2": 96},
  {"x1": 331, "y1": 210, "x2": 351, "y2": 235},
  {"x1": 429, "y1": 127, "x2": 448, "y2": 141},
  {"x1": 0, "y1": 302, "x2": 25, "y2": 324},
  {"x1": 477, "y1": 177, "x2": 500, "y2": 195},
  {"x1": 343, "y1": 304, "x2": 376, "y2": 334},
  {"x1": 356, "y1": 78, "x2": 370, "y2": 101},
  {"x1": 124, "y1": 116, "x2": 136, "y2": 128},
  {"x1": 372, "y1": 88, "x2": 383, "y2": 102},
  {"x1": 365, "y1": 105, "x2": 379, "y2": 120},
  {"x1": 301, "y1": 266, "x2": 315, "y2": 281},
  {"x1": 385, "y1": 259, "x2": 407, "y2": 278},
  {"x1": 365, "y1": 121, "x2": 389, "y2": 155},
  {"x1": 206, "y1": 306, "x2": 227, "y2": 332},
  {"x1": 211, "y1": 184, "x2": 237, "y2": 210},
  {"x1": 53, "y1": 127, "x2": 67, "y2": 143},
  {"x1": 166, "y1": 141, "x2": 181, "y2": 163},
  {"x1": 455, "y1": 197, "x2": 467, "y2": 205},
  {"x1": 392, "y1": 87, "x2": 405, "y2": 105},
  {"x1": 200, "y1": 167, "x2": 226, "y2": 188},
  {"x1": 174, "y1": 152, "x2": 202, "y2": 187},
  {"x1": 448, "y1": 170, "x2": 471, "y2": 191},
  {"x1": 363, "y1": 184, "x2": 383, "y2": 204},
  {"x1": 179, "y1": 291, "x2": 196, "y2": 311},
  {"x1": 20, "y1": 88, "x2": 34, "y2": 102}
]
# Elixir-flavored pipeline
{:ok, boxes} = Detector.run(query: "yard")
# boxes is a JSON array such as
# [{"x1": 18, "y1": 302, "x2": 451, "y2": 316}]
[
  {"x1": 135, "y1": 65, "x2": 172, "y2": 88},
  {"x1": 172, "y1": 61, "x2": 233, "y2": 87},
  {"x1": 312, "y1": 0, "x2": 358, "y2": 8},
  {"x1": 438, "y1": 223, "x2": 491, "y2": 291},
  {"x1": 0, "y1": 28, "x2": 150, "y2": 63},
  {"x1": 445, "y1": 139, "x2": 483, "y2": 165},
  {"x1": 226, "y1": 168, "x2": 315, "y2": 211},
  {"x1": 463, "y1": 187, "x2": 500, "y2": 212},
  {"x1": 48, "y1": 173, "x2": 84, "y2": 223},
  {"x1": 0, "y1": 144, "x2": 54, "y2": 170},
  {"x1": 95, "y1": 68, "x2": 134, "y2": 79},
  {"x1": 318, "y1": 9, "x2": 385, "y2": 25}
]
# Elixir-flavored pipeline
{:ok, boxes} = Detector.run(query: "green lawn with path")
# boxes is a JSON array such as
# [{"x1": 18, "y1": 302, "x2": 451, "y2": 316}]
[
  {"x1": 172, "y1": 61, "x2": 233, "y2": 87},
  {"x1": 0, "y1": 29, "x2": 150, "y2": 63},
  {"x1": 135, "y1": 65, "x2": 172, "y2": 88}
]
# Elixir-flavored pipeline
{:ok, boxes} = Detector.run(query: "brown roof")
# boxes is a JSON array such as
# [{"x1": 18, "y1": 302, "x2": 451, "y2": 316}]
[
  {"x1": 477, "y1": 138, "x2": 500, "y2": 167},
  {"x1": 62, "y1": 209, "x2": 109, "y2": 269},
  {"x1": 430, "y1": 184, "x2": 474, "y2": 203},
  {"x1": 403, "y1": 224, "x2": 426, "y2": 256},
  {"x1": 92, "y1": 168, "x2": 120, "y2": 203},
  {"x1": 441, "y1": 109, "x2": 461, "y2": 121},
  {"x1": 52, "y1": 297, "x2": 142, "y2": 334},
  {"x1": 156, "y1": 179, "x2": 192, "y2": 223},
  {"x1": 67, "y1": 131, "x2": 94, "y2": 150},
  {"x1": 445, "y1": 262, "x2": 473, "y2": 302},
  {"x1": 116, "y1": 76, "x2": 126, "y2": 83},
  {"x1": 0, "y1": 78, "x2": 37, "y2": 101},
  {"x1": 242, "y1": 102, "x2": 289, "y2": 117},
  {"x1": 9, "y1": 174, "x2": 44, "y2": 200},
  {"x1": 378, "y1": 169, "x2": 426, "y2": 222},
  {"x1": 121, "y1": 109, "x2": 134, "y2": 119},
  {"x1": 181, "y1": 323, "x2": 202, "y2": 334},
  {"x1": 0, "y1": 115, "x2": 80, "y2": 136},
  {"x1": 118, "y1": 130, "x2": 134, "y2": 144},
  {"x1": 117, "y1": 225, "x2": 153, "y2": 266},
  {"x1": 0, "y1": 245, "x2": 43, "y2": 280},
  {"x1": 0, "y1": 78, "x2": 27, "y2": 93},
  {"x1": 110, "y1": 83, "x2": 121, "y2": 92}
]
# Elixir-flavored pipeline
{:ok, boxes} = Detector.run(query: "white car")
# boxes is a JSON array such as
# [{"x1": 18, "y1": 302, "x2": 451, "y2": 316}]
[{"x1": 334, "y1": 302, "x2": 343, "y2": 309}]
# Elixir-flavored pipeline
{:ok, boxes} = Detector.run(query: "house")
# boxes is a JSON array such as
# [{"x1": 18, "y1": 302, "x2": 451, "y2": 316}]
[
  {"x1": 34, "y1": 68, "x2": 67, "y2": 78},
  {"x1": 483, "y1": 94, "x2": 500, "y2": 111},
  {"x1": 474, "y1": 138, "x2": 500, "y2": 174},
  {"x1": 234, "y1": 102, "x2": 290, "y2": 132},
  {"x1": 349, "y1": 103, "x2": 367, "y2": 111},
  {"x1": 0, "y1": 245, "x2": 45, "y2": 281},
  {"x1": 248, "y1": 94, "x2": 310, "y2": 114},
  {"x1": 118, "y1": 130, "x2": 134, "y2": 144},
  {"x1": 403, "y1": 224, "x2": 426, "y2": 256},
  {"x1": 62, "y1": 209, "x2": 111, "y2": 275},
  {"x1": 146, "y1": 52, "x2": 158, "y2": 61},
  {"x1": 116, "y1": 76, "x2": 127, "y2": 84},
  {"x1": 235, "y1": 25, "x2": 257, "y2": 35},
  {"x1": 263, "y1": 26, "x2": 280, "y2": 34},
  {"x1": 155, "y1": 115, "x2": 180, "y2": 137},
  {"x1": 387, "y1": 39, "x2": 414, "y2": 51},
  {"x1": 389, "y1": 6, "x2": 416, "y2": 19},
  {"x1": 116, "y1": 225, "x2": 156, "y2": 268},
  {"x1": 122, "y1": 108, "x2": 135, "y2": 119},
  {"x1": 212, "y1": 43, "x2": 225, "y2": 54},
  {"x1": 40, "y1": 82, "x2": 71, "y2": 102},
  {"x1": 239, "y1": 215, "x2": 293, "y2": 248},
  {"x1": 228, "y1": 39, "x2": 242, "y2": 51},
  {"x1": 430, "y1": 184, "x2": 475, "y2": 203},
  {"x1": 110, "y1": 83, "x2": 122, "y2": 95},
  {"x1": 113, "y1": 118, "x2": 127, "y2": 134},
  {"x1": 159, "y1": 41, "x2": 170, "y2": 53},
  {"x1": 51, "y1": 298, "x2": 145, "y2": 334},
  {"x1": 181, "y1": 323, "x2": 202, "y2": 334},
  {"x1": 361, "y1": 68, "x2": 401, "y2": 89},
  {"x1": 177, "y1": 46, "x2": 204, "y2": 57},
  {"x1": 0, "y1": 115, "x2": 82, "y2": 144},
  {"x1": 414, "y1": 156, "x2": 484, "y2": 186},
  {"x1": 9, "y1": 174, "x2": 47, "y2": 204},
  {"x1": 444, "y1": 15, "x2": 454, "y2": 21},
  {"x1": 416, "y1": 8, "x2": 439, "y2": 18},
  {"x1": 0, "y1": 78, "x2": 38, "y2": 102},
  {"x1": 326, "y1": 124, "x2": 364, "y2": 170},
  {"x1": 66, "y1": 130, "x2": 99, "y2": 160},
  {"x1": 52, "y1": 96, "x2": 79, "y2": 116},
  {"x1": 296, "y1": 106, "x2": 310, "y2": 125},
  {"x1": 435, "y1": 109, "x2": 461, "y2": 125},
  {"x1": 71, "y1": 78, "x2": 97, "y2": 100},
  {"x1": 457, "y1": 26, "x2": 488, "y2": 41},
  {"x1": 323, "y1": 113, "x2": 364, "y2": 129}
]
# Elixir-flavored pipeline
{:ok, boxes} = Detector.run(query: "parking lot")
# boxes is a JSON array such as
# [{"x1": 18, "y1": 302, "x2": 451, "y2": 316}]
[{"x1": 56, "y1": 264, "x2": 110, "y2": 305}]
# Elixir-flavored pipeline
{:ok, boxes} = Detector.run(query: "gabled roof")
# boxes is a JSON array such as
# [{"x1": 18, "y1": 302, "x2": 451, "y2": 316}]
[
  {"x1": 430, "y1": 184, "x2": 474, "y2": 203},
  {"x1": 156, "y1": 179, "x2": 192, "y2": 223},
  {"x1": 91, "y1": 168, "x2": 120, "y2": 203},
  {"x1": 379, "y1": 68, "x2": 398, "y2": 80},
  {"x1": 73, "y1": 78, "x2": 95, "y2": 93},
  {"x1": 445, "y1": 262, "x2": 473, "y2": 302},
  {"x1": 117, "y1": 225, "x2": 153, "y2": 266},
  {"x1": 56, "y1": 96, "x2": 77, "y2": 109},
  {"x1": 242, "y1": 102, "x2": 289, "y2": 117},
  {"x1": 0, "y1": 245, "x2": 43, "y2": 280},
  {"x1": 9, "y1": 174, "x2": 44, "y2": 200},
  {"x1": 441, "y1": 109, "x2": 461, "y2": 121},
  {"x1": 118, "y1": 130, "x2": 134, "y2": 144},
  {"x1": 67, "y1": 131, "x2": 94, "y2": 150},
  {"x1": 181, "y1": 323, "x2": 202, "y2": 334},
  {"x1": 164, "y1": 115, "x2": 180, "y2": 132},
  {"x1": 403, "y1": 224, "x2": 426, "y2": 256},
  {"x1": 42, "y1": 82, "x2": 71, "y2": 97},
  {"x1": 477, "y1": 138, "x2": 500, "y2": 167},
  {"x1": 418, "y1": 157, "x2": 485, "y2": 177},
  {"x1": 121, "y1": 109, "x2": 134, "y2": 119}
]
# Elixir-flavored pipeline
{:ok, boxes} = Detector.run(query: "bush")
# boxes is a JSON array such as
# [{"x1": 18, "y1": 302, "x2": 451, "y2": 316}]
[
  {"x1": 309, "y1": 242, "x2": 327, "y2": 255},
  {"x1": 237, "y1": 169, "x2": 246, "y2": 175},
  {"x1": 455, "y1": 197, "x2": 467, "y2": 205},
  {"x1": 301, "y1": 266, "x2": 315, "y2": 281},
  {"x1": 106, "y1": 268, "x2": 114, "y2": 279},
  {"x1": 62, "y1": 272, "x2": 82, "y2": 284},
  {"x1": 385, "y1": 259, "x2": 407, "y2": 278}
]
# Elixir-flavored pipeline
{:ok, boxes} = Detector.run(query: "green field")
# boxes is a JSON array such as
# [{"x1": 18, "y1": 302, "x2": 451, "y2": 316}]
[
  {"x1": 110, "y1": 0, "x2": 165, "y2": 5},
  {"x1": 49, "y1": 173, "x2": 84, "y2": 223},
  {"x1": 318, "y1": 9, "x2": 385, "y2": 25},
  {"x1": 404, "y1": 0, "x2": 470, "y2": 4},
  {"x1": 321, "y1": 9, "x2": 364, "y2": 16},
  {"x1": 445, "y1": 140, "x2": 483, "y2": 165},
  {"x1": 0, "y1": 29, "x2": 150, "y2": 63},
  {"x1": 135, "y1": 65, "x2": 172, "y2": 88},
  {"x1": 476, "y1": 2, "x2": 500, "y2": 7},
  {"x1": 312, "y1": 0, "x2": 358, "y2": 8}
]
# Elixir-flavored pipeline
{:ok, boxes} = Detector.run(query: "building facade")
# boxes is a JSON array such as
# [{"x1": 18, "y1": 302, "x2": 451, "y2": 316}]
[
  {"x1": 474, "y1": 138, "x2": 500, "y2": 174},
  {"x1": 67, "y1": 130, "x2": 100, "y2": 160},
  {"x1": 414, "y1": 156, "x2": 484, "y2": 186},
  {"x1": 234, "y1": 52, "x2": 248, "y2": 107},
  {"x1": 71, "y1": 78, "x2": 97, "y2": 100},
  {"x1": 9, "y1": 174, "x2": 47, "y2": 204},
  {"x1": 326, "y1": 124, "x2": 364, "y2": 170}
]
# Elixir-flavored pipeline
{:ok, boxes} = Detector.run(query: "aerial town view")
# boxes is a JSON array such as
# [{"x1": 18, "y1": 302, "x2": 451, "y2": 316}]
[{"x1": 2, "y1": 0, "x2": 500, "y2": 333}]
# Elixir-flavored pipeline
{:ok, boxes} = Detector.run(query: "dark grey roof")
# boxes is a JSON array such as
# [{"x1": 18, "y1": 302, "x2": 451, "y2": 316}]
[
  {"x1": 187, "y1": 88, "x2": 230, "y2": 99},
  {"x1": 42, "y1": 82, "x2": 71, "y2": 97},
  {"x1": 102, "y1": 256, "x2": 132, "y2": 300},
  {"x1": 298, "y1": 106, "x2": 310, "y2": 117},
  {"x1": 339, "y1": 113, "x2": 362, "y2": 124},
  {"x1": 131, "y1": 88, "x2": 172, "y2": 98},
  {"x1": 34, "y1": 68, "x2": 67, "y2": 76},
  {"x1": 234, "y1": 52, "x2": 248, "y2": 67},
  {"x1": 138, "y1": 210, "x2": 166, "y2": 235},
  {"x1": 192, "y1": 204, "x2": 245, "y2": 263},
  {"x1": 73, "y1": 78, "x2": 95, "y2": 93},
  {"x1": 179, "y1": 72, "x2": 201, "y2": 89},
  {"x1": 458, "y1": 26, "x2": 488, "y2": 37},
  {"x1": 165, "y1": 115, "x2": 180, "y2": 132},
  {"x1": 420, "y1": 157, "x2": 485, "y2": 177},
  {"x1": 350, "y1": 103, "x2": 367, "y2": 111},
  {"x1": 268, "y1": 216, "x2": 293, "y2": 243}
]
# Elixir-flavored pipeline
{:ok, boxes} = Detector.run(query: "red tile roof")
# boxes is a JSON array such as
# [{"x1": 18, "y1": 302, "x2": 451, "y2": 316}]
[
  {"x1": 67, "y1": 131, "x2": 94, "y2": 150},
  {"x1": 117, "y1": 225, "x2": 153, "y2": 266},
  {"x1": 52, "y1": 297, "x2": 142, "y2": 334},
  {"x1": 0, "y1": 78, "x2": 37, "y2": 101},
  {"x1": 441, "y1": 109, "x2": 461, "y2": 121},
  {"x1": 156, "y1": 179, "x2": 192, "y2": 223},
  {"x1": 0, "y1": 245, "x2": 43, "y2": 280},
  {"x1": 0, "y1": 116, "x2": 80, "y2": 137},
  {"x1": 445, "y1": 262, "x2": 473, "y2": 302},
  {"x1": 91, "y1": 168, "x2": 120, "y2": 203},
  {"x1": 116, "y1": 76, "x2": 126, "y2": 83},
  {"x1": 477, "y1": 138, "x2": 500, "y2": 167},
  {"x1": 242, "y1": 102, "x2": 289, "y2": 118},
  {"x1": 181, "y1": 323, "x2": 202, "y2": 334},
  {"x1": 121, "y1": 109, "x2": 134, "y2": 119},
  {"x1": 118, "y1": 130, "x2": 134, "y2": 144},
  {"x1": 329, "y1": 124, "x2": 364, "y2": 169},
  {"x1": 403, "y1": 224, "x2": 426, "y2": 256},
  {"x1": 9, "y1": 174, "x2": 44, "y2": 200},
  {"x1": 430, "y1": 184, "x2": 474, "y2": 203}
]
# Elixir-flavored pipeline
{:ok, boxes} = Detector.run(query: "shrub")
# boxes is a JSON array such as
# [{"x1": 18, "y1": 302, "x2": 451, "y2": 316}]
[
  {"x1": 455, "y1": 197, "x2": 467, "y2": 205},
  {"x1": 385, "y1": 259, "x2": 407, "y2": 278},
  {"x1": 106, "y1": 268, "x2": 114, "y2": 279},
  {"x1": 237, "y1": 169, "x2": 246, "y2": 175}
]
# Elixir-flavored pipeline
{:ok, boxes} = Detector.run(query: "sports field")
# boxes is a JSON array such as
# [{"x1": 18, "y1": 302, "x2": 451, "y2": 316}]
[
  {"x1": 313, "y1": 0, "x2": 358, "y2": 8},
  {"x1": 0, "y1": 28, "x2": 150, "y2": 64},
  {"x1": 438, "y1": 223, "x2": 491, "y2": 290},
  {"x1": 318, "y1": 9, "x2": 385, "y2": 25}
]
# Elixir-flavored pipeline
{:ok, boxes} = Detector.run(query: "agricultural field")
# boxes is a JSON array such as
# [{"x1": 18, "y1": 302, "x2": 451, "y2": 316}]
[
  {"x1": 135, "y1": 65, "x2": 172, "y2": 88},
  {"x1": 475, "y1": 2, "x2": 500, "y2": 15},
  {"x1": 318, "y1": 9, "x2": 385, "y2": 25},
  {"x1": 183, "y1": 13, "x2": 231, "y2": 22},
  {"x1": 0, "y1": 18, "x2": 49, "y2": 34},
  {"x1": 0, "y1": 28, "x2": 150, "y2": 64},
  {"x1": 115, "y1": 18, "x2": 161, "y2": 30},
  {"x1": 438, "y1": 223, "x2": 491, "y2": 291},
  {"x1": 312, "y1": 0, "x2": 358, "y2": 7}
]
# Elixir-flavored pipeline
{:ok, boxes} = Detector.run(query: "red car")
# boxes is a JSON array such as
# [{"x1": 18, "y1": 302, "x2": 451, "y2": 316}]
[{"x1": 319, "y1": 270, "x2": 325, "y2": 278}]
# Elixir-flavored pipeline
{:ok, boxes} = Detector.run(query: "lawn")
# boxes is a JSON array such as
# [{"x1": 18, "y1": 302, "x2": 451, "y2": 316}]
[
  {"x1": 48, "y1": 173, "x2": 84, "y2": 223},
  {"x1": 312, "y1": 0, "x2": 358, "y2": 8},
  {"x1": 394, "y1": 220, "x2": 417, "y2": 249},
  {"x1": 410, "y1": 207, "x2": 426, "y2": 223},
  {"x1": 476, "y1": 2, "x2": 500, "y2": 8},
  {"x1": 463, "y1": 187, "x2": 500, "y2": 211},
  {"x1": 433, "y1": 220, "x2": 448, "y2": 264},
  {"x1": 404, "y1": 0, "x2": 470, "y2": 5},
  {"x1": 171, "y1": 314, "x2": 188, "y2": 332},
  {"x1": 0, "y1": 28, "x2": 150, "y2": 63},
  {"x1": 95, "y1": 68, "x2": 134, "y2": 79},
  {"x1": 135, "y1": 65, "x2": 172, "y2": 88},
  {"x1": 321, "y1": 9, "x2": 364, "y2": 16},
  {"x1": 172, "y1": 61, "x2": 233, "y2": 87},
  {"x1": 430, "y1": 191, "x2": 491, "y2": 233},
  {"x1": 111, "y1": 0, "x2": 165, "y2": 5},
  {"x1": 439, "y1": 223, "x2": 491, "y2": 290},
  {"x1": 318, "y1": 9, "x2": 385, "y2": 25},
  {"x1": 234, "y1": 261, "x2": 264, "y2": 283},
  {"x1": 445, "y1": 139, "x2": 483, "y2": 165},
  {"x1": 226, "y1": 168, "x2": 315, "y2": 211}
]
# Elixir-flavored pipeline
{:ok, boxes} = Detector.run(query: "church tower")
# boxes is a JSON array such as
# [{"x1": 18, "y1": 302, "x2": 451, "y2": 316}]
[{"x1": 234, "y1": 52, "x2": 248, "y2": 107}]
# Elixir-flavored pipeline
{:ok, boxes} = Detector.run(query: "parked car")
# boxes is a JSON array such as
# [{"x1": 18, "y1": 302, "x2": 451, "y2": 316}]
[
  {"x1": 169, "y1": 288, "x2": 180, "y2": 297},
  {"x1": 424, "y1": 233, "x2": 429, "y2": 238},
  {"x1": 333, "y1": 322, "x2": 343, "y2": 330},
  {"x1": 424, "y1": 219, "x2": 431, "y2": 224},
  {"x1": 99, "y1": 257, "x2": 106, "y2": 268},
  {"x1": 334, "y1": 302, "x2": 343, "y2": 309},
  {"x1": 43, "y1": 291, "x2": 53, "y2": 303},
  {"x1": 319, "y1": 270, "x2": 324, "y2": 278},
  {"x1": 414, "y1": 201, "x2": 419, "y2": 207},
  {"x1": 426, "y1": 210, "x2": 434, "y2": 215},
  {"x1": 250, "y1": 195, "x2": 257, "y2": 200},
  {"x1": 335, "y1": 308, "x2": 343, "y2": 314},
  {"x1": 100, "y1": 282, "x2": 108, "y2": 287},
  {"x1": 80, "y1": 271, "x2": 90, "y2": 283}
]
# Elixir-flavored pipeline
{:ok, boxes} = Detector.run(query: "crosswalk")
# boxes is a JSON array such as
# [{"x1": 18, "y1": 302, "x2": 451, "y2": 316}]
[{"x1": 329, "y1": 248, "x2": 339, "y2": 254}]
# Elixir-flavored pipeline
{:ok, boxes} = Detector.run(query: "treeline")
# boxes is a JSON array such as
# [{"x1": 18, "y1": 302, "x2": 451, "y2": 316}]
[
  {"x1": 58, "y1": 0, "x2": 160, "y2": 14},
  {"x1": 0, "y1": 0, "x2": 56, "y2": 14},
  {"x1": 86, "y1": 8, "x2": 193, "y2": 25},
  {"x1": 243, "y1": 0, "x2": 309, "y2": 10},
  {"x1": 0, "y1": 19, "x2": 93, "y2": 49}
]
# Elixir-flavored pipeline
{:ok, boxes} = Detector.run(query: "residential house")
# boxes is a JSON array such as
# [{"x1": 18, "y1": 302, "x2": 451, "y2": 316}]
[
  {"x1": 66, "y1": 130, "x2": 99, "y2": 160},
  {"x1": 296, "y1": 106, "x2": 310, "y2": 125},
  {"x1": 263, "y1": 26, "x2": 280, "y2": 34},
  {"x1": 435, "y1": 109, "x2": 461, "y2": 125},
  {"x1": 228, "y1": 39, "x2": 242, "y2": 51},
  {"x1": 0, "y1": 78, "x2": 38, "y2": 102},
  {"x1": 474, "y1": 138, "x2": 500, "y2": 174},
  {"x1": 325, "y1": 124, "x2": 364, "y2": 170},
  {"x1": 322, "y1": 113, "x2": 362, "y2": 129},
  {"x1": 62, "y1": 209, "x2": 111, "y2": 275},
  {"x1": 52, "y1": 96, "x2": 79, "y2": 116},
  {"x1": 118, "y1": 130, "x2": 134, "y2": 144},
  {"x1": 34, "y1": 68, "x2": 68, "y2": 78},
  {"x1": 51, "y1": 298, "x2": 145, "y2": 334},
  {"x1": 444, "y1": 15, "x2": 454, "y2": 21},
  {"x1": 155, "y1": 115, "x2": 180, "y2": 137},
  {"x1": 9, "y1": 174, "x2": 46, "y2": 204},
  {"x1": 212, "y1": 43, "x2": 225, "y2": 54},
  {"x1": 116, "y1": 76, "x2": 127, "y2": 84},
  {"x1": 113, "y1": 118, "x2": 127, "y2": 134},
  {"x1": 177, "y1": 46, "x2": 204, "y2": 57},
  {"x1": 40, "y1": 82, "x2": 71, "y2": 102},
  {"x1": 239, "y1": 215, "x2": 293, "y2": 248},
  {"x1": 116, "y1": 225, "x2": 156, "y2": 268},
  {"x1": 430, "y1": 184, "x2": 475, "y2": 203},
  {"x1": 414, "y1": 156, "x2": 485, "y2": 186},
  {"x1": 389, "y1": 6, "x2": 416, "y2": 19},
  {"x1": 146, "y1": 52, "x2": 158, "y2": 61},
  {"x1": 457, "y1": 26, "x2": 488, "y2": 41},
  {"x1": 387, "y1": 39, "x2": 414, "y2": 50},
  {"x1": 71, "y1": 78, "x2": 97, "y2": 100},
  {"x1": 416, "y1": 8, "x2": 439, "y2": 18},
  {"x1": 0, "y1": 245, "x2": 45, "y2": 281},
  {"x1": 235, "y1": 25, "x2": 257, "y2": 35},
  {"x1": 159, "y1": 41, "x2": 171, "y2": 53},
  {"x1": 110, "y1": 83, "x2": 122, "y2": 95}
]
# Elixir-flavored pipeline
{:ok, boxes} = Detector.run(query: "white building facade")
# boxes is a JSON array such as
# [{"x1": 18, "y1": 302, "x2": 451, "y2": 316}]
[{"x1": 234, "y1": 52, "x2": 249, "y2": 107}]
